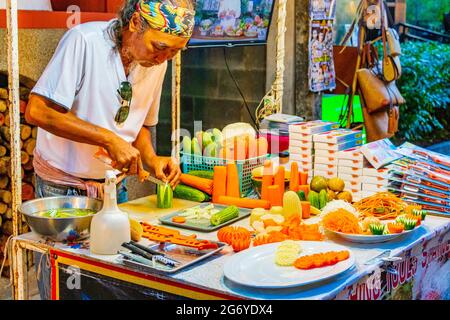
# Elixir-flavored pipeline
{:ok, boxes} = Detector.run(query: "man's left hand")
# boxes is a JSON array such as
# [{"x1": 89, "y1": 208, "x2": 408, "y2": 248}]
[{"x1": 151, "y1": 156, "x2": 181, "y2": 189}]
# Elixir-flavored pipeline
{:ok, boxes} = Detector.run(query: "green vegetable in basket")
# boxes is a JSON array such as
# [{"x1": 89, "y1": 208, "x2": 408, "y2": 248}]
[
  {"x1": 174, "y1": 184, "x2": 211, "y2": 202},
  {"x1": 186, "y1": 170, "x2": 214, "y2": 180},
  {"x1": 202, "y1": 131, "x2": 213, "y2": 149},
  {"x1": 204, "y1": 142, "x2": 218, "y2": 157},
  {"x1": 212, "y1": 128, "x2": 223, "y2": 145},
  {"x1": 157, "y1": 184, "x2": 173, "y2": 209},
  {"x1": 369, "y1": 223, "x2": 385, "y2": 235},
  {"x1": 191, "y1": 137, "x2": 202, "y2": 156},
  {"x1": 182, "y1": 136, "x2": 191, "y2": 154},
  {"x1": 210, "y1": 205, "x2": 239, "y2": 226}
]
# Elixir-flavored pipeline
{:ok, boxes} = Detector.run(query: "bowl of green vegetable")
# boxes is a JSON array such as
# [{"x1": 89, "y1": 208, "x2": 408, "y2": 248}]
[{"x1": 20, "y1": 196, "x2": 103, "y2": 242}]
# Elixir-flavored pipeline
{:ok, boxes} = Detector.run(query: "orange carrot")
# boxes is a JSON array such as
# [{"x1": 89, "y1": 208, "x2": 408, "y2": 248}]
[
  {"x1": 261, "y1": 161, "x2": 273, "y2": 201},
  {"x1": 289, "y1": 162, "x2": 299, "y2": 192},
  {"x1": 172, "y1": 216, "x2": 186, "y2": 224},
  {"x1": 234, "y1": 137, "x2": 247, "y2": 160},
  {"x1": 226, "y1": 163, "x2": 240, "y2": 197},
  {"x1": 301, "y1": 201, "x2": 311, "y2": 219},
  {"x1": 212, "y1": 166, "x2": 227, "y2": 203},
  {"x1": 217, "y1": 196, "x2": 271, "y2": 209},
  {"x1": 257, "y1": 137, "x2": 269, "y2": 156},
  {"x1": 298, "y1": 185, "x2": 310, "y2": 198},
  {"x1": 180, "y1": 174, "x2": 213, "y2": 195},
  {"x1": 299, "y1": 171, "x2": 308, "y2": 186},
  {"x1": 247, "y1": 136, "x2": 258, "y2": 159},
  {"x1": 268, "y1": 185, "x2": 282, "y2": 207},
  {"x1": 274, "y1": 166, "x2": 285, "y2": 197}
]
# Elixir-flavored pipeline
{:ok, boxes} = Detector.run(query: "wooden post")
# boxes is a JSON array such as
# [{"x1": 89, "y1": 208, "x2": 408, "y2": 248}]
[
  {"x1": 171, "y1": 51, "x2": 181, "y2": 163},
  {"x1": 273, "y1": 0, "x2": 287, "y2": 113},
  {"x1": 6, "y1": 0, "x2": 25, "y2": 300}
]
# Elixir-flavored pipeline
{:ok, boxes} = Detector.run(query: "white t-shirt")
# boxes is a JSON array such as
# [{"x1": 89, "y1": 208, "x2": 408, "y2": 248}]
[{"x1": 32, "y1": 21, "x2": 167, "y2": 179}]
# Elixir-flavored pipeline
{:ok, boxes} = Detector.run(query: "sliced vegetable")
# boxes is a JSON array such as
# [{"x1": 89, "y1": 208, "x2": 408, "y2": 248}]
[
  {"x1": 412, "y1": 209, "x2": 427, "y2": 221},
  {"x1": 247, "y1": 136, "x2": 258, "y2": 158},
  {"x1": 268, "y1": 185, "x2": 282, "y2": 207},
  {"x1": 301, "y1": 201, "x2": 311, "y2": 219},
  {"x1": 180, "y1": 174, "x2": 213, "y2": 195},
  {"x1": 217, "y1": 226, "x2": 251, "y2": 244},
  {"x1": 231, "y1": 233, "x2": 251, "y2": 252},
  {"x1": 274, "y1": 166, "x2": 285, "y2": 198},
  {"x1": 210, "y1": 205, "x2": 240, "y2": 226},
  {"x1": 212, "y1": 166, "x2": 227, "y2": 203},
  {"x1": 387, "y1": 222, "x2": 404, "y2": 234},
  {"x1": 191, "y1": 137, "x2": 202, "y2": 156},
  {"x1": 369, "y1": 223, "x2": 385, "y2": 235},
  {"x1": 294, "y1": 251, "x2": 350, "y2": 270},
  {"x1": 261, "y1": 161, "x2": 273, "y2": 201},
  {"x1": 298, "y1": 185, "x2": 309, "y2": 198},
  {"x1": 299, "y1": 171, "x2": 308, "y2": 186},
  {"x1": 308, "y1": 190, "x2": 320, "y2": 209},
  {"x1": 319, "y1": 189, "x2": 328, "y2": 210},
  {"x1": 289, "y1": 162, "x2": 299, "y2": 192},
  {"x1": 157, "y1": 184, "x2": 173, "y2": 209},
  {"x1": 216, "y1": 196, "x2": 271, "y2": 209},
  {"x1": 174, "y1": 184, "x2": 211, "y2": 202},
  {"x1": 283, "y1": 191, "x2": 302, "y2": 218},
  {"x1": 297, "y1": 190, "x2": 306, "y2": 201},
  {"x1": 172, "y1": 216, "x2": 186, "y2": 224},
  {"x1": 256, "y1": 137, "x2": 268, "y2": 156},
  {"x1": 182, "y1": 136, "x2": 191, "y2": 154},
  {"x1": 226, "y1": 163, "x2": 240, "y2": 197}
]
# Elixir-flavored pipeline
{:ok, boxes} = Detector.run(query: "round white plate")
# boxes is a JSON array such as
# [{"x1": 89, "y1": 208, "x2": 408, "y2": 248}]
[
  {"x1": 326, "y1": 226, "x2": 421, "y2": 244},
  {"x1": 224, "y1": 241, "x2": 355, "y2": 289}
]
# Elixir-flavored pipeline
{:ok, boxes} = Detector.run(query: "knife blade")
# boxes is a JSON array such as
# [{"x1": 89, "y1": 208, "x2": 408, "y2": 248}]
[{"x1": 145, "y1": 175, "x2": 167, "y2": 187}]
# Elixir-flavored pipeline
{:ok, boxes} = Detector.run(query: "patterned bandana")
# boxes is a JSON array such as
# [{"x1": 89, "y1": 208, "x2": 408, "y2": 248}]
[{"x1": 136, "y1": 1, "x2": 195, "y2": 38}]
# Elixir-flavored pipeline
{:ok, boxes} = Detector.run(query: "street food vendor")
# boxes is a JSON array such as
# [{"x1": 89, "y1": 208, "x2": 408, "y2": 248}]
[
  {"x1": 25, "y1": 0, "x2": 196, "y2": 299},
  {"x1": 26, "y1": 0, "x2": 196, "y2": 202}
]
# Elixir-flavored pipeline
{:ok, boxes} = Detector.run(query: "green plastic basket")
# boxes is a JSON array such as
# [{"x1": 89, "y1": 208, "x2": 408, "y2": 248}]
[{"x1": 181, "y1": 153, "x2": 267, "y2": 197}]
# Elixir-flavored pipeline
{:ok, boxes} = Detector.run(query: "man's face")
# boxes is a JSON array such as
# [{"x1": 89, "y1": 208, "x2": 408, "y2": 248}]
[{"x1": 132, "y1": 28, "x2": 189, "y2": 67}]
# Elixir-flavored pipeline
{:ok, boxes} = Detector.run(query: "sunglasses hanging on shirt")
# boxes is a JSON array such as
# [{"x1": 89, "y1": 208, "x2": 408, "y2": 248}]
[{"x1": 115, "y1": 81, "x2": 133, "y2": 125}]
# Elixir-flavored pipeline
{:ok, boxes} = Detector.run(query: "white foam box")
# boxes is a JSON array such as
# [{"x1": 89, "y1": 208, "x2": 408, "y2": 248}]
[
  {"x1": 338, "y1": 172, "x2": 362, "y2": 183},
  {"x1": 289, "y1": 147, "x2": 313, "y2": 156},
  {"x1": 289, "y1": 120, "x2": 339, "y2": 135},
  {"x1": 343, "y1": 180, "x2": 362, "y2": 190},
  {"x1": 289, "y1": 139, "x2": 314, "y2": 149},
  {"x1": 314, "y1": 163, "x2": 338, "y2": 174},
  {"x1": 361, "y1": 175, "x2": 390, "y2": 186},
  {"x1": 362, "y1": 167, "x2": 390, "y2": 178},
  {"x1": 289, "y1": 132, "x2": 313, "y2": 142},
  {"x1": 338, "y1": 166, "x2": 363, "y2": 176},
  {"x1": 313, "y1": 129, "x2": 363, "y2": 144},
  {"x1": 362, "y1": 183, "x2": 389, "y2": 192},
  {"x1": 338, "y1": 159, "x2": 368, "y2": 169},
  {"x1": 314, "y1": 169, "x2": 338, "y2": 179},
  {"x1": 315, "y1": 156, "x2": 339, "y2": 165},
  {"x1": 314, "y1": 139, "x2": 364, "y2": 152},
  {"x1": 337, "y1": 147, "x2": 364, "y2": 161},
  {"x1": 315, "y1": 149, "x2": 339, "y2": 158},
  {"x1": 290, "y1": 152, "x2": 313, "y2": 161}
]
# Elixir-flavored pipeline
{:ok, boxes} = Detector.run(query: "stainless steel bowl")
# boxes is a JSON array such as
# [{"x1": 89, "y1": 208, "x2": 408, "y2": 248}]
[{"x1": 20, "y1": 196, "x2": 103, "y2": 242}]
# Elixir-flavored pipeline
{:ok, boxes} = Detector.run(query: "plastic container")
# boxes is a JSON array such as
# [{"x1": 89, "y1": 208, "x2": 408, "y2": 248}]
[
  {"x1": 181, "y1": 152, "x2": 266, "y2": 197},
  {"x1": 90, "y1": 171, "x2": 130, "y2": 255}
]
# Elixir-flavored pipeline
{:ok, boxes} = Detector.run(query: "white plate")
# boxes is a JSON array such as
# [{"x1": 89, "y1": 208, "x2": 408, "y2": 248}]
[
  {"x1": 326, "y1": 226, "x2": 420, "y2": 244},
  {"x1": 223, "y1": 241, "x2": 355, "y2": 289}
]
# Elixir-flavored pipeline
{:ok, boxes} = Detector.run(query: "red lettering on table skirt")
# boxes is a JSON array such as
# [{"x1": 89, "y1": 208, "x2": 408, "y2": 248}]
[{"x1": 399, "y1": 260, "x2": 407, "y2": 284}]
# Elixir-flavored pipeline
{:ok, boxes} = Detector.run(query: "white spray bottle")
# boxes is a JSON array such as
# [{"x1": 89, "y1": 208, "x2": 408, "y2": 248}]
[{"x1": 90, "y1": 170, "x2": 130, "y2": 255}]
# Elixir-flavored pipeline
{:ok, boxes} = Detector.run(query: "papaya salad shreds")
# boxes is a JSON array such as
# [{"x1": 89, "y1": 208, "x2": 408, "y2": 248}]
[
  {"x1": 353, "y1": 192, "x2": 410, "y2": 220},
  {"x1": 321, "y1": 209, "x2": 363, "y2": 234}
]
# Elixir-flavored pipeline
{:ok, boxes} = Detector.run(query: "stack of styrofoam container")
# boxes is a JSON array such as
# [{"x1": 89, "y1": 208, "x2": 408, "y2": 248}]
[
  {"x1": 313, "y1": 129, "x2": 364, "y2": 181},
  {"x1": 289, "y1": 120, "x2": 339, "y2": 183},
  {"x1": 337, "y1": 147, "x2": 368, "y2": 202},
  {"x1": 361, "y1": 166, "x2": 392, "y2": 198}
]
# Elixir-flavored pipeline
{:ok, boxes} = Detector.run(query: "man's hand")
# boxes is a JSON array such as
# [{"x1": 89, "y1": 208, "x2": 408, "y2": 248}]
[
  {"x1": 150, "y1": 156, "x2": 181, "y2": 189},
  {"x1": 105, "y1": 135, "x2": 142, "y2": 175}
]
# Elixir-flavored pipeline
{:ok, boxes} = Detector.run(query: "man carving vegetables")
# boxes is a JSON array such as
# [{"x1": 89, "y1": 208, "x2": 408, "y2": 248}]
[{"x1": 25, "y1": 0, "x2": 196, "y2": 299}]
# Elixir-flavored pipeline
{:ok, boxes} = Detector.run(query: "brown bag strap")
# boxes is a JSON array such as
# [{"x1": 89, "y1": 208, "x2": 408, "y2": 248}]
[{"x1": 380, "y1": 0, "x2": 389, "y2": 58}]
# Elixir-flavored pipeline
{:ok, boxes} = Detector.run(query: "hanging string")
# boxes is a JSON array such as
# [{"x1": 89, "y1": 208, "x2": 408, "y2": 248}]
[{"x1": 0, "y1": 235, "x2": 14, "y2": 287}]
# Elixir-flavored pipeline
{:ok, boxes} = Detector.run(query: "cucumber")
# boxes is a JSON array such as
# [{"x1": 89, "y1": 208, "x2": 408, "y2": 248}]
[
  {"x1": 174, "y1": 184, "x2": 211, "y2": 202},
  {"x1": 319, "y1": 189, "x2": 328, "y2": 210},
  {"x1": 369, "y1": 223, "x2": 385, "y2": 235},
  {"x1": 308, "y1": 191, "x2": 319, "y2": 209},
  {"x1": 157, "y1": 184, "x2": 173, "y2": 209},
  {"x1": 297, "y1": 190, "x2": 306, "y2": 201},
  {"x1": 191, "y1": 138, "x2": 202, "y2": 156},
  {"x1": 210, "y1": 205, "x2": 239, "y2": 226},
  {"x1": 186, "y1": 170, "x2": 214, "y2": 180}
]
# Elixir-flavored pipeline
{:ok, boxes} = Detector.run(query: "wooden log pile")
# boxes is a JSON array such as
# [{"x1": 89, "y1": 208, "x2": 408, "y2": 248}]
[{"x1": 0, "y1": 85, "x2": 35, "y2": 277}]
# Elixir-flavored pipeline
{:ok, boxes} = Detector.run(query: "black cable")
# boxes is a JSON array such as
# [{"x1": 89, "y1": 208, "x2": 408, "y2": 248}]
[{"x1": 222, "y1": 47, "x2": 258, "y2": 129}]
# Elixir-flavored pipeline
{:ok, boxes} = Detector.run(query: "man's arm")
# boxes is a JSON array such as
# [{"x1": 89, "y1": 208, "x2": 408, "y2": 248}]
[
  {"x1": 133, "y1": 126, "x2": 181, "y2": 188},
  {"x1": 26, "y1": 94, "x2": 142, "y2": 173}
]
